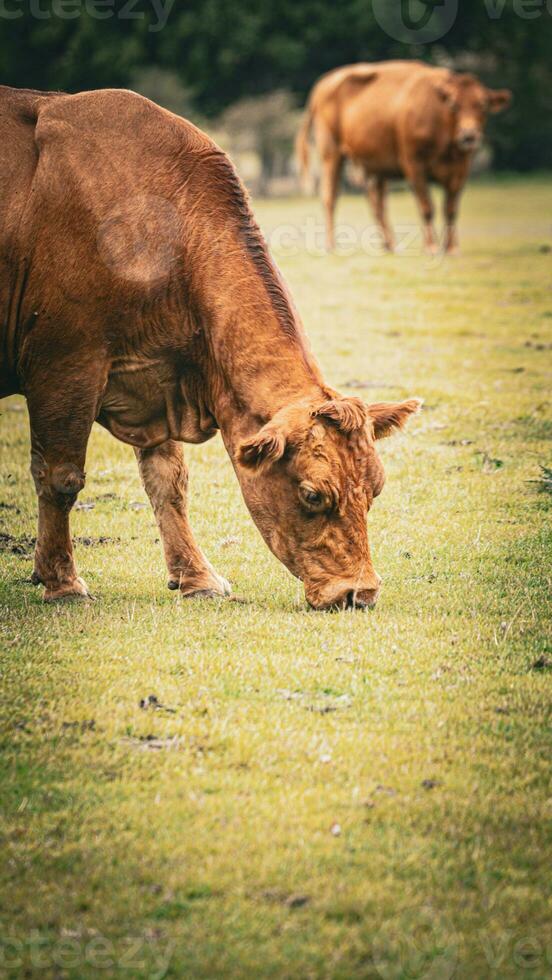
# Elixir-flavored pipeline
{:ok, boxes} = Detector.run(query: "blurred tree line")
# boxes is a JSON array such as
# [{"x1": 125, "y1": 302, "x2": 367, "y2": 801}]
[{"x1": 1, "y1": 0, "x2": 551, "y2": 172}]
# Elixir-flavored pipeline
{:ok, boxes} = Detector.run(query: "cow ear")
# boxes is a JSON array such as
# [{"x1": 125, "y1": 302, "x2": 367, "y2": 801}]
[
  {"x1": 368, "y1": 399, "x2": 423, "y2": 440},
  {"x1": 486, "y1": 88, "x2": 512, "y2": 114},
  {"x1": 238, "y1": 424, "x2": 286, "y2": 470},
  {"x1": 315, "y1": 397, "x2": 367, "y2": 433}
]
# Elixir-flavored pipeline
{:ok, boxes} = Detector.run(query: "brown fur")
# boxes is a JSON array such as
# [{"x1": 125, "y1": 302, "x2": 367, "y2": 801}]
[
  {"x1": 297, "y1": 61, "x2": 511, "y2": 253},
  {"x1": 0, "y1": 84, "x2": 421, "y2": 609}
]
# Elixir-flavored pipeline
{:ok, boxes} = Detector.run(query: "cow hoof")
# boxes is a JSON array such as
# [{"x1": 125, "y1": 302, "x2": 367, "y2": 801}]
[
  {"x1": 179, "y1": 582, "x2": 231, "y2": 600},
  {"x1": 168, "y1": 573, "x2": 231, "y2": 598},
  {"x1": 181, "y1": 588, "x2": 225, "y2": 600},
  {"x1": 44, "y1": 577, "x2": 94, "y2": 602},
  {"x1": 169, "y1": 574, "x2": 232, "y2": 599},
  {"x1": 214, "y1": 574, "x2": 232, "y2": 596},
  {"x1": 30, "y1": 571, "x2": 43, "y2": 586}
]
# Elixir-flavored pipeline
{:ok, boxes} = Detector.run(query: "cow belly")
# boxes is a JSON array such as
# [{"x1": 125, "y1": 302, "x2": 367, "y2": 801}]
[
  {"x1": 356, "y1": 156, "x2": 403, "y2": 179},
  {"x1": 342, "y1": 125, "x2": 399, "y2": 175}
]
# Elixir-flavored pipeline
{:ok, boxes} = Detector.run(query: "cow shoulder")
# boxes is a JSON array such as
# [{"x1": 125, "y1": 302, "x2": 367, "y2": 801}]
[
  {"x1": 22, "y1": 90, "x2": 211, "y2": 305},
  {"x1": 30, "y1": 89, "x2": 207, "y2": 241},
  {"x1": 34, "y1": 88, "x2": 205, "y2": 162},
  {"x1": 398, "y1": 69, "x2": 452, "y2": 151}
]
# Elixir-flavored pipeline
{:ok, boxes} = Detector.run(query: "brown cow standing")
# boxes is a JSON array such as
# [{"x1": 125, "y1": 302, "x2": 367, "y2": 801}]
[
  {"x1": 297, "y1": 61, "x2": 511, "y2": 253},
  {"x1": 0, "y1": 85, "x2": 421, "y2": 610}
]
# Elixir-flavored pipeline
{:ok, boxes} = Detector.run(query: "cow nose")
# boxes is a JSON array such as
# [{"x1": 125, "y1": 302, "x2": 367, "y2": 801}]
[
  {"x1": 344, "y1": 585, "x2": 380, "y2": 610},
  {"x1": 307, "y1": 573, "x2": 382, "y2": 611},
  {"x1": 457, "y1": 129, "x2": 479, "y2": 149}
]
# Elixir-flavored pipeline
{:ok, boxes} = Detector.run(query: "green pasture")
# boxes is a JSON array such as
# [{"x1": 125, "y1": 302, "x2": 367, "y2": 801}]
[{"x1": 0, "y1": 178, "x2": 551, "y2": 978}]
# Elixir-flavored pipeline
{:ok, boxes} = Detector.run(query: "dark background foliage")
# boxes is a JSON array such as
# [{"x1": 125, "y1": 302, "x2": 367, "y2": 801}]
[{"x1": 1, "y1": 0, "x2": 551, "y2": 170}]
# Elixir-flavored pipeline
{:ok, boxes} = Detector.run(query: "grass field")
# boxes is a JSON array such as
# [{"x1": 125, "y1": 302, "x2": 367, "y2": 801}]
[{"x1": 1, "y1": 178, "x2": 551, "y2": 979}]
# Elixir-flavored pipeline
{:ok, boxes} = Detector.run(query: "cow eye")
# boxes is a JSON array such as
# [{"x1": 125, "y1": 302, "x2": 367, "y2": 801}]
[
  {"x1": 299, "y1": 483, "x2": 327, "y2": 513},
  {"x1": 305, "y1": 489, "x2": 322, "y2": 506}
]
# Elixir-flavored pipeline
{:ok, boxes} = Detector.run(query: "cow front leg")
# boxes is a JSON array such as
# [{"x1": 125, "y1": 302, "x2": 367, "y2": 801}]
[
  {"x1": 403, "y1": 162, "x2": 438, "y2": 254},
  {"x1": 31, "y1": 481, "x2": 90, "y2": 601},
  {"x1": 443, "y1": 185, "x2": 462, "y2": 255},
  {"x1": 24, "y1": 344, "x2": 106, "y2": 601},
  {"x1": 29, "y1": 428, "x2": 93, "y2": 602},
  {"x1": 135, "y1": 441, "x2": 231, "y2": 598}
]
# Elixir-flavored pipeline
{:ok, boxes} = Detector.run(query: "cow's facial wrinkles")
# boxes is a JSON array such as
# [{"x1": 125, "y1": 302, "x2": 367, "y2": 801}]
[
  {"x1": 438, "y1": 77, "x2": 512, "y2": 153},
  {"x1": 237, "y1": 397, "x2": 421, "y2": 610}
]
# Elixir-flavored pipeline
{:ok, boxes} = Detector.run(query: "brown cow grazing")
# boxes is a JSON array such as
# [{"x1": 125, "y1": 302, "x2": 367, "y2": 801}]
[
  {"x1": 0, "y1": 85, "x2": 421, "y2": 610},
  {"x1": 297, "y1": 61, "x2": 511, "y2": 254}
]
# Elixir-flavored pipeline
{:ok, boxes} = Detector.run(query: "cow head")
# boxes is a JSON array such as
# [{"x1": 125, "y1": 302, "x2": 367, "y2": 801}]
[
  {"x1": 236, "y1": 395, "x2": 421, "y2": 610},
  {"x1": 437, "y1": 73, "x2": 512, "y2": 153}
]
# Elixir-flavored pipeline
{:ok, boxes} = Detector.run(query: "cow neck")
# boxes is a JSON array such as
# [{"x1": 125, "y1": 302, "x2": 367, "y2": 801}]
[
  {"x1": 179, "y1": 147, "x2": 327, "y2": 451},
  {"x1": 193, "y1": 241, "x2": 325, "y2": 452},
  {"x1": 210, "y1": 306, "x2": 326, "y2": 455}
]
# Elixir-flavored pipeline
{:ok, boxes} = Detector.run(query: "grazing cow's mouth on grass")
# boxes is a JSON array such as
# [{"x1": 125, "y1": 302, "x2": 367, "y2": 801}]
[{"x1": 237, "y1": 396, "x2": 421, "y2": 611}]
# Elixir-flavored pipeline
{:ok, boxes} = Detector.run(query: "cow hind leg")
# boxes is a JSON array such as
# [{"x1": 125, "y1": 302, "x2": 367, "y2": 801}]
[
  {"x1": 135, "y1": 440, "x2": 231, "y2": 599},
  {"x1": 28, "y1": 387, "x2": 97, "y2": 602},
  {"x1": 367, "y1": 174, "x2": 395, "y2": 252},
  {"x1": 315, "y1": 120, "x2": 343, "y2": 252},
  {"x1": 320, "y1": 153, "x2": 343, "y2": 251}
]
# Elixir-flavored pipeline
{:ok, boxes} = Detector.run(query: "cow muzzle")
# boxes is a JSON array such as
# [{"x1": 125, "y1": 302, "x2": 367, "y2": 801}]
[
  {"x1": 306, "y1": 574, "x2": 382, "y2": 612},
  {"x1": 456, "y1": 128, "x2": 481, "y2": 152}
]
